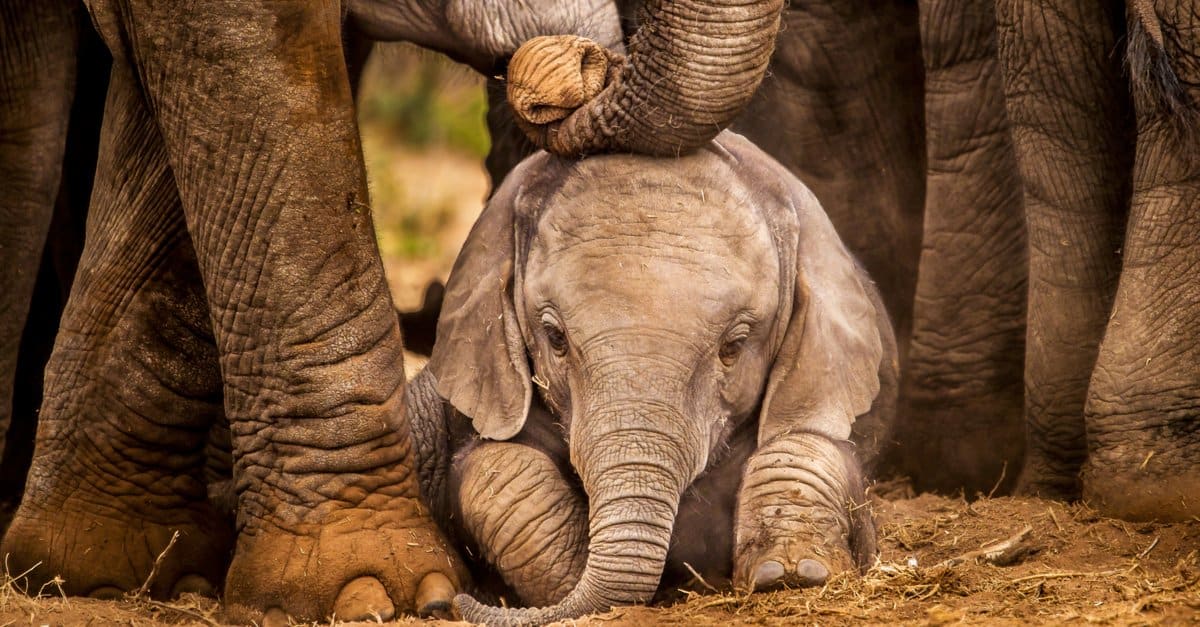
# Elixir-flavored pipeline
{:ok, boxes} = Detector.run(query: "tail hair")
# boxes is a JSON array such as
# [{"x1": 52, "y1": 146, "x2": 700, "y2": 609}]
[{"x1": 1126, "y1": 0, "x2": 1199, "y2": 133}]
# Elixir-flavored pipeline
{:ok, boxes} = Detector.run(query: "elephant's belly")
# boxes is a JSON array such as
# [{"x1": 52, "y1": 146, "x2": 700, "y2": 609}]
[{"x1": 660, "y1": 428, "x2": 756, "y2": 594}]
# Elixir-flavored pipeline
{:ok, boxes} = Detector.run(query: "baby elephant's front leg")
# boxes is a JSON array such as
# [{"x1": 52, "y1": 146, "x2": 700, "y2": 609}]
[
  {"x1": 456, "y1": 442, "x2": 587, "y2": 606},
  {"x1": 734, "y1": 432, "x2": 876, "y2": 591}
]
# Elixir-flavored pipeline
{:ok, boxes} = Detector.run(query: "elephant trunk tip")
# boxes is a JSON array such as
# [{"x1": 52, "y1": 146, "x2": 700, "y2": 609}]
[
  {"x1": 453, "y1": 591, "x2": 589, "y2": 626},
  {"x1": 507, "y1": 36, "x2": 616, "y2": 124},
  {"x1": 506, "y1": 35, "x2": 624, "y2": 157}
]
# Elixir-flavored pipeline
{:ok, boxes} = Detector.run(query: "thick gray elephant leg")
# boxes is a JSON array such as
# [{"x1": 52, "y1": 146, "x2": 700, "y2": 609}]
[
  {"x1": 81, "y1": 1, "x2": 464, "y2": 621},
  {"x1": 733, "y1": 434, "x2": 874, "y2": 592},
  {"x1": 732, "y1": 0, "x2": 925, "y2": 369},
  {"x1": 1, "y1": 13, "x2": 110, "y2": 503},
  {"x1": 1082, "y1": 0, "x2": 1200, "y2": 522},
  {"x1": 996, "y1": 0, "x2": 1131, "y2": 499},
  {"x1": 0, "y1": 59, "x2": 231, "y2": 599},
  {"x1": 0, "y1": 0, "x2": 77, "y2": 473},
  {"x1": 895, "y1": 0, "x2": 1027, "y2": 495},
  {"x1": 455, "y1": 442, "x2": 587, "y2": 607}
]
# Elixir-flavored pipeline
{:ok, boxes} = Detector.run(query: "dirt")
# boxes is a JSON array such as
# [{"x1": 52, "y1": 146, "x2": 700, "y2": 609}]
[{"x1": 1, "y1": 489, "x2": 1194, "y2": 626}]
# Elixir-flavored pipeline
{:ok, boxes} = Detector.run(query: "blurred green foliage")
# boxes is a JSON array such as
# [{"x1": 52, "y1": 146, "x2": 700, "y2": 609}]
[
  {"x1": 358, "y1": 45, "x2": 491, "y2": 158},
  {"x1": 359, "y1": 44, "x2": 490, "y2": 265},
  {"x1": 371, "y1": 178, "x2": 458, "y2": 262}
]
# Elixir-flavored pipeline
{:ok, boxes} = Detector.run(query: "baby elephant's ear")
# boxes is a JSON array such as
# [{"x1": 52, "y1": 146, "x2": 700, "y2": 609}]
[
  {"x1": 758, "y1": 182, "x2": 884, "y2": 446},
  {"x1": 426, "y1": 175, "x2": 531, "y2": 441}
]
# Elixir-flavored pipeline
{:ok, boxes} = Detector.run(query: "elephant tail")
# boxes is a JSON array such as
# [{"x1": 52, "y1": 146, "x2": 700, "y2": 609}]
[{"x1": 1126, "y1": 0, "x2": 1198, "y2": 131}]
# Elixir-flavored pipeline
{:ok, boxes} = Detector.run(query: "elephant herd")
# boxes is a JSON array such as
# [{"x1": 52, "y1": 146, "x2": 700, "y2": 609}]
[{"x1": 0, "y1": 0, "x2": 1197, "y2": 625}]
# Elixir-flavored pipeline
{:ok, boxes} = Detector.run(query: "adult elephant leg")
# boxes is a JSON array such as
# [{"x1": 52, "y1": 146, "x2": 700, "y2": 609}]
[
  {"x1": 896, "y1": 0, "x2": 1027, "y2": 495},
  {"x1": 996, "y1": 0, "x2": 1132, "y2": 498},
  {"x1": 1082, "y1": 0, "x2": 1200, "y2": 521},
  {"x1": 731, "y1": 0, "x2": 925, "y2": 368},
  {"x1": 0, "y1": 58, "x2": 231, "y2": 598},
  {"x1": 2, "y1": 8, "x2": 111, "y2": 504},
  {"x1": 455, "y1": 442, "x2": 587, "y2": 607},
  {"x1": 0, "y1": 0, "x2": 77, "y2": 483},
  {"x1": 83, "y1": 0, "x2": 464, "y2": 620}
]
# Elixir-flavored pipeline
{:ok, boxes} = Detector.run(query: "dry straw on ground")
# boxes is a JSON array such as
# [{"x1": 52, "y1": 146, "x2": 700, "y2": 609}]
[{"x1": 1, "y1": 490, "x2": 1196, "y2": 626}]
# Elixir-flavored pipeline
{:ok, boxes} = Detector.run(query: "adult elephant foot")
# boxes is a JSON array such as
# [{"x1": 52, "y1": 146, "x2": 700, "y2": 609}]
[
  {"x1": 3, "y1": 499, "x2": 230, "y2": 599},
  {"x1": 0, "y1": 232, "x2": 233, "y2": 600},
  {"x1": 1076, "y1": 4, "x2": 1200, "y2": 523},
  {"x1": 733, "y1": 434, "x2": 875, "y2": 592},
  {"x1": 1081, "y1": 449, "x2": 1200, "y2": 522},
  {"x1": 67, "y1": 0, "x2": 471, "y2": 620},
  {"x1": 0, "y1": 206, "x2": 233, "y2": 599},
  {"x1": 1083, "y1": 314, "x2": 1200, "y2": 522},
  {"x1": 223, "y1": 504, "x2": 462, "y2": 623},
  {"x1": 1080, "y1": 184, "x2": 1200, "y2": 522}
]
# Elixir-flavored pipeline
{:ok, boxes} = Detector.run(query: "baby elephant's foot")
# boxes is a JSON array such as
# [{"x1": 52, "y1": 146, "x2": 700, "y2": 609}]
[{"x1": 734, "y1": 434, "x2": 875, "y2": 592}]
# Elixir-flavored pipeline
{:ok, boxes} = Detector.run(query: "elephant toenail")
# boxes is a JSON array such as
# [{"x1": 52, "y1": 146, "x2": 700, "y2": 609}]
[
  {"x1": 171, "y1": 574, "x2": 215, "y2": 598},
  {"x1": 415, "y1": 572, "x2": 456, "y2": 618},
  {"x1": 87, "y1": 585, "x2": 125, "y2": 600},
  {"x1": 752, "y1": 560, "x2": 786, "y2": 590},
  {"x1": 261, "y1": 607, "x2": 290, "y2": 627},
  {"x1": 795, "y1": 558, "x2": 829, "y2": 586},
  {"x1": 333, "y1": 576, "x2": 395, "y2": 622}
]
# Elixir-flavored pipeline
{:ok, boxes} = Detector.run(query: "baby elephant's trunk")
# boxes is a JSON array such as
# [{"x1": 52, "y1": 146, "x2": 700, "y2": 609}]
[{"x1": 455, "y1": 420, "x2": 694, "y2": 625}]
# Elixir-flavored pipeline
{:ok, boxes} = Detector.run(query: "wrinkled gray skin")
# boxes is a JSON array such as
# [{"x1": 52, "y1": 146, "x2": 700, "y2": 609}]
[
  {"x1": 0, "y1": 0, "x2": 79, "y2": 500},
  {"x1": 525, "y1": 0, "x2": 1030, "y2": 498},
  {"x1": 0, "y1": 0, "x2": 621, "y2": 497},
  {"x1": 718, "y1": 0, "x2": 1200, "y2": 518},
  {"x1": 349, "y1": 0, "x2": 623, "y2": 73},
  {"x1": 996, "y1": 0, "x2": 1200, "y2": 520},
  {"x1": 0, "y1": 0, "x2": 108, "y2": 503},
  {"x1": 604, "y1": 0, "x2": 1200, "y2": 519},
  {"x1": 484, "y1": 0, "x2": 1027, "y2": 498},
  {"x1": 406, "y1": 132, "x2": 896, "y2": 626},
  {"x1": 0, "y1": 0, "x2": 625, "y2": 623}
]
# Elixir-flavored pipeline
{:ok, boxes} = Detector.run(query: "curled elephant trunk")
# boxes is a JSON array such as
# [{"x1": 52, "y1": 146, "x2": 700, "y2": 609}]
[
  {"x1": 505, "y1": 0, "x2": 785, "y2": 157},
  {"x1": 454, "y1": 423, "x2": 694, "y2": 625}
]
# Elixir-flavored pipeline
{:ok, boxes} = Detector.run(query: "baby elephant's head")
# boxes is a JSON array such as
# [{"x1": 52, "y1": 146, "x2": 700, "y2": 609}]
[{"x1": 429, "y1": 131, "x2": 885, "y2": 624}]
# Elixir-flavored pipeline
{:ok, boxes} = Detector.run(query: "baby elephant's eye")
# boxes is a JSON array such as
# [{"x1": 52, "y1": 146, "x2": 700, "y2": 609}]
[
  {"x1": 542, "y1": 317, "x2": 568, "y2": 356},
  {"x1": 719, "y1": 337, "x2": 746, "y2": 366}
]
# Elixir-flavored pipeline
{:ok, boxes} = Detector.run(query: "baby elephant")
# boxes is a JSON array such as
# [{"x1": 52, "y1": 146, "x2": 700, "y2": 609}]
[{"x1": 406, "y1": 131, "x2": 897, "y2": 625}]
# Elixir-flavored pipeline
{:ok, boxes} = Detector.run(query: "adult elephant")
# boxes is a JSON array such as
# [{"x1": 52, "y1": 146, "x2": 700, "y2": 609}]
[
  {"x1": 0, "y1": 0, "x2": 624, "y2": 504},
  {"x1": 0, "y1": 0, "x2": 784, "y2": 623},
  {"x1": 0, "y1": 0, "x2": 472, "y2": 621},
  {"x1": 996, "y1": 0, "x2": 1200, "y2": 520}
]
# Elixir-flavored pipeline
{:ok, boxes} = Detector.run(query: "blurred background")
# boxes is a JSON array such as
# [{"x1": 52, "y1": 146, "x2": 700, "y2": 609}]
[{"x1": 356, "y1": 42, "x2": 491, "y2": 312}]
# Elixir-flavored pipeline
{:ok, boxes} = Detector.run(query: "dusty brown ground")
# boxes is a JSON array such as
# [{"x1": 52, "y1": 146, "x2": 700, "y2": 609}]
[
  {"x1": 6, "y1": 46, "x2": 1196, "y2": 627},
  {"x1": 1, "y1": 490, "x2": 1195, "y2": 625}
]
